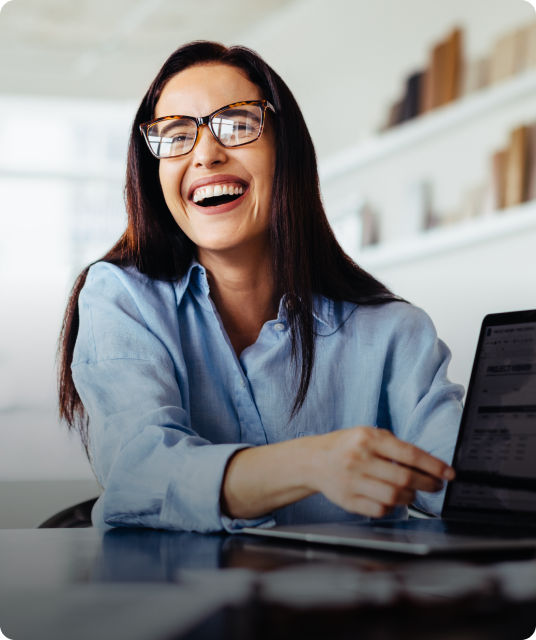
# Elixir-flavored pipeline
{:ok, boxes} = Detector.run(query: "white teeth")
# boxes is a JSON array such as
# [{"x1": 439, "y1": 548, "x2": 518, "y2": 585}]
[{"x1": 192, "y1": 183, "x2": 246, "y2": 201}]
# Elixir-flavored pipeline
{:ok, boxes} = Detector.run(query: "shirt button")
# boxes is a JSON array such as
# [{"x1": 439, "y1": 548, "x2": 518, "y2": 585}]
[
  {"x1": 240, "y1": 379, "x2": 246, "y2": 387},
  {"x1": 274, "y1": 323, "x2": 285, "y2": 331}
]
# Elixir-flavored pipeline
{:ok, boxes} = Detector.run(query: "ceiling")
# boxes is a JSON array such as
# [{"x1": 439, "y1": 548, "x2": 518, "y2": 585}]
[{"x1": 0, "y1": 0, "x2": 295, "y2": 100}]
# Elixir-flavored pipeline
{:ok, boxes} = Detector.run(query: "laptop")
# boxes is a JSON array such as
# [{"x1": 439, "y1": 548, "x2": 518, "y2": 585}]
[{"x1": 243, "y1": 309, "x2": 536, "y2": 555}]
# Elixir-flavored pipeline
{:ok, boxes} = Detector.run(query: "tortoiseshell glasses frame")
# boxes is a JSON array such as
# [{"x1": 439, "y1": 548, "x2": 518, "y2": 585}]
[{"x1": 139, "y1": 100, "x2": 276, "y2": 159}]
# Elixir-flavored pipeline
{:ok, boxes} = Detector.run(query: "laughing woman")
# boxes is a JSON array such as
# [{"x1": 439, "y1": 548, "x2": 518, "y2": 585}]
[{"x1": 59, "y1": 41, "x2": 463, "y2": 531}]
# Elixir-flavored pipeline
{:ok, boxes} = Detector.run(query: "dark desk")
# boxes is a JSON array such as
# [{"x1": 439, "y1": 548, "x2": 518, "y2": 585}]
[{"x1": 0, "y1": 528, "x2": 535, "y2": 640}]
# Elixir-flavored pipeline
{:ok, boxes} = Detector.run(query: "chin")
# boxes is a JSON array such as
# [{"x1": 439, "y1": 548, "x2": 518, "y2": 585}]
[{"x1": 195, "y1": 238, "x2": 249, "y2": 253}]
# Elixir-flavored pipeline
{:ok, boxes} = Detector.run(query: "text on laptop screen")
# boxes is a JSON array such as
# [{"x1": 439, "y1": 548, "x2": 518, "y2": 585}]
[{"x1": 447, "y1": 321, "x2": 536, "y2": 513}]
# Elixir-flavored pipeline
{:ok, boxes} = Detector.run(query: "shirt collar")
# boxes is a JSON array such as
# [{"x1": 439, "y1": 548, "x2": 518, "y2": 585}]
[
  {"x1": 173, "y1": 260, "x2": 209, "y2": 304},
  {"x1": 173, "y1": 260, "x2": 337, "y2": 330}
]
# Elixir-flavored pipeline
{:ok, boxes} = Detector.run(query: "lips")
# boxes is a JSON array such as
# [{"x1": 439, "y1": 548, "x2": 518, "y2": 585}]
[{"x1": 187, "y1": 174, "x2": 249, "y2": 214}]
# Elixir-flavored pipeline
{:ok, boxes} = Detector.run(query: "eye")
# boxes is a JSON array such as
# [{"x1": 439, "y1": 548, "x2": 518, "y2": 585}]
[
  {"x1": 172, "y1": 132, "x2": 195, "y2": 143},
  {"x1": 234, "y1": 121, "x2": 254, "y2": 133}
]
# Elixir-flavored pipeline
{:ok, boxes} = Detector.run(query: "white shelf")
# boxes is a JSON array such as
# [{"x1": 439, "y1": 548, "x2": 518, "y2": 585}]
[
  {"x1": 319, "y1": 70, "x2": 536, "y2": 183},
  {"x1": 355, "y1": 201, "x2": 536, "y2": 270}
]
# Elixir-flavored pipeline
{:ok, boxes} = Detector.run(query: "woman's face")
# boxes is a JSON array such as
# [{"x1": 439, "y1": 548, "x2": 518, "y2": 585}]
[{"x1": 154, "y1": 64, "x2": 276, "y2": 255}]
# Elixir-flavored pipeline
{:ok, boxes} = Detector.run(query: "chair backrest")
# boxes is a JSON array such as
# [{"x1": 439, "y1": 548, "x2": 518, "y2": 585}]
[{"x1": 38, "y1": 497, "x2": 98, "y2": 528}]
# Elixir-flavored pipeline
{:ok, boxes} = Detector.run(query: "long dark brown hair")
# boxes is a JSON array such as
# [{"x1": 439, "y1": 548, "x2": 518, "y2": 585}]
[{"x1": 59, "y1": 41, "x2": 401, "y2": 451}]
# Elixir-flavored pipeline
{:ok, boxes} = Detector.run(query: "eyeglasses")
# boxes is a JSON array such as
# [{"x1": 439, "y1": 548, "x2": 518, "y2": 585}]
[{"x1": 140, "y1": 100, "x2": 275, "y2": 159}]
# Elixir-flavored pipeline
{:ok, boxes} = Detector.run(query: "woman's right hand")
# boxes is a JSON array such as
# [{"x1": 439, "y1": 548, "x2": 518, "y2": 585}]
[
  {"x1": 304, "y1": 426, "x2": 455, "y2": 518},
  {"x1": 222, "y1": 425, "x2": 455, "y2": 520}
]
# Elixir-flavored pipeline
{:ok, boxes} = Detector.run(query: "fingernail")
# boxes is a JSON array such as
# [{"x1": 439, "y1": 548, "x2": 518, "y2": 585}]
[{"x1": 443, "y1": 467, "x2": 455, "y2": 480}]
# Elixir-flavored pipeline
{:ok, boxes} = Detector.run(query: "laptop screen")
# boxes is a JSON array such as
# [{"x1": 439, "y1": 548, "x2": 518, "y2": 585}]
[{"x1": 444, "y1": 310, "x2": 536, "y2": 517}]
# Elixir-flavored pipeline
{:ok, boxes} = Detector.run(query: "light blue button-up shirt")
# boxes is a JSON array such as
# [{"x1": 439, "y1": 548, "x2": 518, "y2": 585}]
[{"x1": 72, "y1": 260, "x2": 464, "y2": 531}]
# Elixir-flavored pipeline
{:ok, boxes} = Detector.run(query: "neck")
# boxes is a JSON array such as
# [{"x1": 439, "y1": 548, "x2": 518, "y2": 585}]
[{"x1": 197, "y1": 237, "x2": 279, "y2": 356}]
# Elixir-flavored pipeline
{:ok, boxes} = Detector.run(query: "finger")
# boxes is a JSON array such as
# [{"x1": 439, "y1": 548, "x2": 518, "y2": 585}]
[
  {"x1": 352, "y1": 476, "x2": 416, "y2": 508},
  {"x1": 345, "y1": 496, "x2": 395, "y2": 519},
  {"x1": 372, "y1": 431, "x2": 455, "y2": 481},
  {"x1": 361, "y1": 457, "x2": 444, "y2": 493}
]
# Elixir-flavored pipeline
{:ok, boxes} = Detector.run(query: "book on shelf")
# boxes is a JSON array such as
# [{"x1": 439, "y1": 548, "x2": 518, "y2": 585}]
[
  {"x1": 489, "y1": 29, "x2": 527, "y2": 84},
  {"x1": 423, "y1": 40, "x2": 445, "y2": 111},
  {"x1": 492, "y1": 150, "x2": 507, "y2": 211},
  {"x1": 524, "y1": 22, "x2": 536, "y2": 70},
  {"x1": 443, "y1": 28, "x2": 463, "y2": 105},
  {"x1": 418, "y1": 68, "x2": 429, "y2": 114},
  {"x1": 504, "y1": 125, "x2": 529, "y2": 208},
  {"x1": 399, "y1": 71, "x2": 424, "y2": 122},
  {"x1": 526, "y1": 122, "x2": 536, "y2": 202},
  {"x1": 462, "y1": 57, "x2": 490, "y2": 95},
  {"x1": 423, "y1": 28, "x2": 463, "y2": 110},
  {"x1": 387, "y1": 100, "x2": 402, "y2": 128}
]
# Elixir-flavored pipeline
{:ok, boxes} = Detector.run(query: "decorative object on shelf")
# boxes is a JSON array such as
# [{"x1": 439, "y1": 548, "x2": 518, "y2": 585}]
[
  {"x1": 439, "y1": 184, "x2": 488, "y2": 229},
  {"x1": 360, "y1": 202, "x2": 380, "y2": 248},
  {"x1": 356, "y1": 201, "x2": 536, "y2": 271},
  {"x1": 330, "y1": 194, "x2": 380, "y2": 257},
  {"x1": 405, "y1": 180, "x2": 436, "y2": 234}
]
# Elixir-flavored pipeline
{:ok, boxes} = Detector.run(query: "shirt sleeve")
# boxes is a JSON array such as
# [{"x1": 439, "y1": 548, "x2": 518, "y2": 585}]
[
  {"x1": 377, "y1": 304, "x2": 465, "y2": 516},
  {"x1": 72, "y1": 264, "x2": 274, "y2": 532}
]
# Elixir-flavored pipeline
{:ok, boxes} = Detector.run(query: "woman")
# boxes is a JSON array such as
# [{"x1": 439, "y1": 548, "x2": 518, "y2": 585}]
[{"x1": 59, "y1": 41, "x2": 463, "y2": 531}]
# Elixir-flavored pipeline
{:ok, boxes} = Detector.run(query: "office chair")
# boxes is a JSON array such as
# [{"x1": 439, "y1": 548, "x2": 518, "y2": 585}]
[{"x1": 38, "y1": 497, "x2": 98, "y2": 528}]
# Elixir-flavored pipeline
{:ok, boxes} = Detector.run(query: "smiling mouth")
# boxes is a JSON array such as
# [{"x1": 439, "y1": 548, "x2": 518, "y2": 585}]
[
  {"x1": 196, "y1": 192, "x2": 242, "y2": 208},
  {"x1": 191, "y1": 183, "x2": 246, "y2": 209}
]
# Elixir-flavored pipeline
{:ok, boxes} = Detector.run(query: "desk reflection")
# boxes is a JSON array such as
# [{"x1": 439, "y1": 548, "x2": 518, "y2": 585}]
[{"x1": 89, "y1": 529, "x2": 395, "y2": 583}]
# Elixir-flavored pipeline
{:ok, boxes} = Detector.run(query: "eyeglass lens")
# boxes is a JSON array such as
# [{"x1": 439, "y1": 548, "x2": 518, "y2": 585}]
[{"x1": 146, "y1": 104, "x2": 263, "y2": 158}]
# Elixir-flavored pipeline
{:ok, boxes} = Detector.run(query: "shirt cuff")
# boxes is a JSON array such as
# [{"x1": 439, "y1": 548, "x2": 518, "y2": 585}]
[
  {"x1": 222, "y1": 514, "x2": 276, "y2": 533},
  {"x1": 159, "y1": 441, "x2": 273, "y2": 532}
]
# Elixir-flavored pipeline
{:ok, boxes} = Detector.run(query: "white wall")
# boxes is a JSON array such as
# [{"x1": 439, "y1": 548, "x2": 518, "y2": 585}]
[{"x1": 243, "y1": 0, "x2": 536, "y2": 157}]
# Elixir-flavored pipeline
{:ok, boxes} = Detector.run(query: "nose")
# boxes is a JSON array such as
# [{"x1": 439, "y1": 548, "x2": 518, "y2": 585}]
[{"x1": 191, "y1": 124, "x2": 227, "y2": 169}]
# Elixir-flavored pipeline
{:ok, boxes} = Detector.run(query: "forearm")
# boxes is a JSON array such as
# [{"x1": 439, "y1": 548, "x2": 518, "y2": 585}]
[
  {"x1": 221, "y1": 437, "x2": 318, "y2": 519},
  {"x1": 221, "y1": 427, "x2": 454, "y2": 522}
]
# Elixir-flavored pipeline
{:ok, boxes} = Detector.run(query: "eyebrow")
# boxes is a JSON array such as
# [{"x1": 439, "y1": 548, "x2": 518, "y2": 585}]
[
  {"x1": 216, "y1": 108, "x2": 261, "y2": 121},
  {"x1": 157, "y1": 118, "x2": 194, "y2": 136}
]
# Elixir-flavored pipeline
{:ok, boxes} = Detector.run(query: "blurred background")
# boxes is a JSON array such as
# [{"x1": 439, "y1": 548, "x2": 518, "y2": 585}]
[{"x1": 2, "y1": 0, "x2": 536, "y2": 527}]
